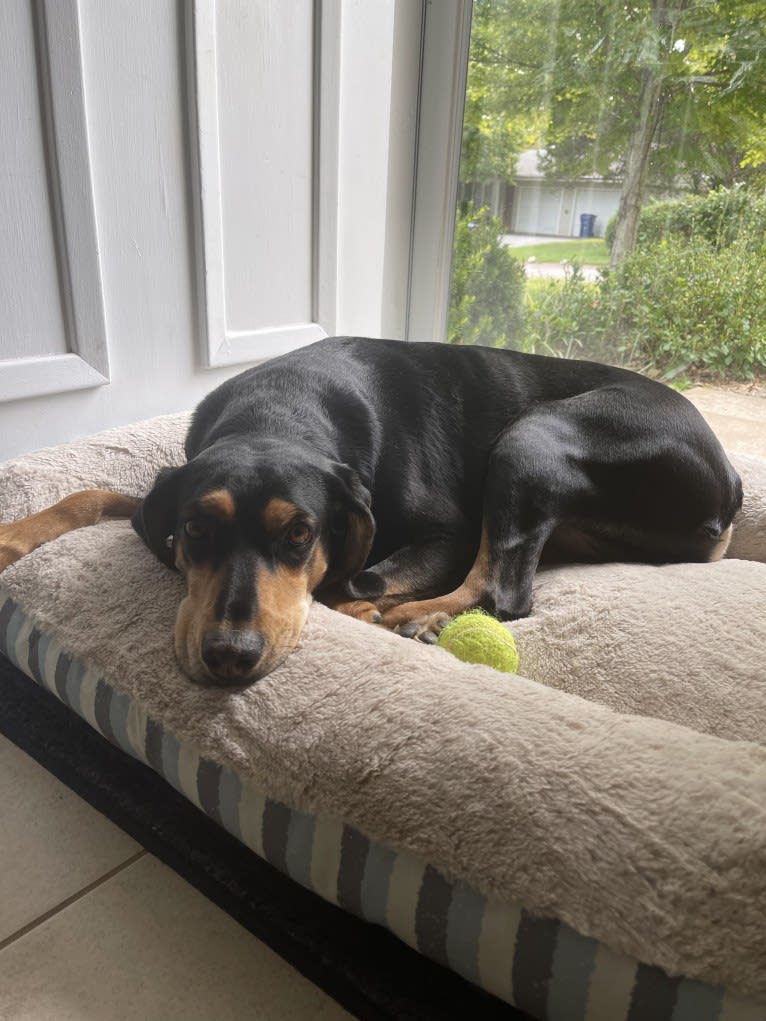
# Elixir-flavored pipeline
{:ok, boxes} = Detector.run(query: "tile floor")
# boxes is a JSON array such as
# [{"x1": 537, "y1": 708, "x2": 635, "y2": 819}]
[
  {"x1": 0, "y1": 730, "x2": 352, "y2": 1021},
  {"x1": 0, "y1": 387, "x2": 763, "y2": 1021}
]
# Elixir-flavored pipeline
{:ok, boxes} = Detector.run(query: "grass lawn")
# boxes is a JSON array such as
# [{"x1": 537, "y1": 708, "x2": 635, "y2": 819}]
[{"x1": 505, "y1": 238, "x2": 609, "y2": 265}]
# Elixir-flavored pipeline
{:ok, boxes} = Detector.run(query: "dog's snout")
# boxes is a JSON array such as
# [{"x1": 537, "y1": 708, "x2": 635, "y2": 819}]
[{"x1": 201, "y1": 629, "x2": 265, "y2": 685}]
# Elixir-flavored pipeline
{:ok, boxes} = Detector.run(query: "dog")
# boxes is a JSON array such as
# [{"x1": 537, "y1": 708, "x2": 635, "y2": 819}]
[{"x1": 0, "y1": 336, "x2": 742, "y2": 686}]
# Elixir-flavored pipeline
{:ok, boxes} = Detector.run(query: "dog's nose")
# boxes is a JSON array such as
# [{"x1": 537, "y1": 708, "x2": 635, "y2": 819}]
[{"x1": 200, "y1": 629, "x2": 265, "y2": 685}]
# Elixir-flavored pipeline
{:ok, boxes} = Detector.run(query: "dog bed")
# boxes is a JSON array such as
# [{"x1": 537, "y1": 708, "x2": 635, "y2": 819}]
[{"x1": 0, "y1": 416, "x2": 765, "y2": 1021}]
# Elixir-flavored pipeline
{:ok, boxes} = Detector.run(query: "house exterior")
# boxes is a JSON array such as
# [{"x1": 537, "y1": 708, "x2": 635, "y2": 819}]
[
  {"x1": 460, "y1": 149, "x2": 623, "y2": 238},
  {"x1": 509, "y1": 149, "x2": 622, "y2": 238}
]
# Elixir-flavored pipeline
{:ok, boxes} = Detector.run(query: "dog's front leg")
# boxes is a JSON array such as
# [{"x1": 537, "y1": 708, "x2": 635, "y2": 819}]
[
  {"x1": 316, "y1": 584, "x2": 384, "y2": 625},
  {"x1": 0, "y1": 491, "x2": 140, "y2": 573}
]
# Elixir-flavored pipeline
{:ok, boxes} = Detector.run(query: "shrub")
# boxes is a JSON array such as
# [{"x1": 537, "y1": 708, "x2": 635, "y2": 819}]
[
  {"x1": 605, "y1": 186, "x2": 766, "y2": 254},
  {"x1": 523, "y1": 234, "x2": 766, "y2": 379},
  {"x1": 603, "y1": 234, "x2": 766, "y2": 377},
  {"x1": 453, "y1": 189, "x2": 766, "y2": 379},
  {"x1": 448, "y1": 204, "x2": 526, "y2": 347},
  {"x1": 521, "y1": 267, "x2": 608, "y2": 361}
]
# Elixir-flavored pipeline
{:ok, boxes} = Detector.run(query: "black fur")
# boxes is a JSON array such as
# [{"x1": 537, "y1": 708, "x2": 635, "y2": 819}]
[{"x1": 135, "y1": 335, "x2": 742, "y2": 629}]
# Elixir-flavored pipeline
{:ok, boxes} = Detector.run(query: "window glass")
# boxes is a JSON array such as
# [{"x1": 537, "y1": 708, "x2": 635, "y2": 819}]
[{"x1": 449, "y1": 0, "x2": 766, "y2": 387}]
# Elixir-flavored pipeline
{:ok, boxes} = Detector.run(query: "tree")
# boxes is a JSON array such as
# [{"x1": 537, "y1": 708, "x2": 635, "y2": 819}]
[
  {"x1": 609, "y1": 0, "x2": 691, "y2": 265},
  {"x1": 461, "y1": 0, "x2": 766, "y2": 262}
]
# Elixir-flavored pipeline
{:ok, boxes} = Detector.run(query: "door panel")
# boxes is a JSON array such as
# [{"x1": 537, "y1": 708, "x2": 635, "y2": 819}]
[
  {"x1": 0, "y1": 0, "x2": 108, "y2": 406},
  {"x1": 0, "y1": 0, "x2": 69, "y2": 361}
]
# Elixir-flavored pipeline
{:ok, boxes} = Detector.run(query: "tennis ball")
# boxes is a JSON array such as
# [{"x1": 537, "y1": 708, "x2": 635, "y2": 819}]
[{"x1": 437, "y1": 609, "x2": 519, "y2": 674}]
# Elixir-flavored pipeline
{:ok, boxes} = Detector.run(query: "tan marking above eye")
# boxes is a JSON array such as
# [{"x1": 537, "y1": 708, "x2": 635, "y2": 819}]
[
  {"x1": 196, "y1": 488, "x2": 236, "y2": 521},
  {"x1": 262, "y1": 498, "x2": 300, "y2": 532}
]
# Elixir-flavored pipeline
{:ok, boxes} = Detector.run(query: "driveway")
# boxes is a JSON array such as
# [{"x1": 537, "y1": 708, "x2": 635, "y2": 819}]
[{"x1": 521, "y1": 261, "x2": 602, "y2": 282}]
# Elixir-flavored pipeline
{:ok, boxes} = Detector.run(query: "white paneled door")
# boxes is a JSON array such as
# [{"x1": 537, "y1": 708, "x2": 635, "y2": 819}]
[
  {"x1": 188, "y1": 0, "x2": 339, "y2": 366},
  {"x1": 0, "y1": 1, "x2": 423, "y2": 461},
  {"x1": 0, "y1": 0, "x2": 108, "y2": 405}
]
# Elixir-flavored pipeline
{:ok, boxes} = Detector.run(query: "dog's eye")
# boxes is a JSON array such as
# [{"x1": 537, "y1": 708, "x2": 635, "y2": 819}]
[
  {"x1": 286, "y1": 523, "x2": 313, "y2": 546},
  {"x1": 184, "y1": 519, "x2": 206, "y2": 540}
]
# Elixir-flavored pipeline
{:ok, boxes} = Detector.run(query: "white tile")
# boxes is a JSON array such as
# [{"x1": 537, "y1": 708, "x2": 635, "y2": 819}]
[
  {"x1": 0, "y1": 734, "x2": 141, "y2": 942},
  {"x1": 0, "y1": 854, "x2": 352, "y2": 1021}
]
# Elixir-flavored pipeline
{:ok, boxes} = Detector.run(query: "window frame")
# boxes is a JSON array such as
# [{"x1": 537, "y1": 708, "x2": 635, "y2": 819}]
[{"x1": 406, "y1": 0, "x2": 472, "y2": 344}]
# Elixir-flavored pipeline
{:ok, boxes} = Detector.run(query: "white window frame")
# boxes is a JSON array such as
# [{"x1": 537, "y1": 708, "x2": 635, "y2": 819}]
[{"x1": 406, "y1": 0, "x2": 472, "y2": 344}]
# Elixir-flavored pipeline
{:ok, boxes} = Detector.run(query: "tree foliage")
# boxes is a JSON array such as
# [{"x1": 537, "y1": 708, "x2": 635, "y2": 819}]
[{"x1": 461, "y1": 0, "x2": 766, "y2": 257}]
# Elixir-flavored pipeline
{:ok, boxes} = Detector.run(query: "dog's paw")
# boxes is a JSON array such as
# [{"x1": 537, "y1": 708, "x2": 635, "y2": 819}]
[
  {"x1": 394, "y1": 612, "x2": 451, "y2": 644},
  {"x1": 0, "y1": 532, "x2": 24, "y2": 574},
  {"x1": 332, "y1": 598, "x2": 384, "y2": 626}
]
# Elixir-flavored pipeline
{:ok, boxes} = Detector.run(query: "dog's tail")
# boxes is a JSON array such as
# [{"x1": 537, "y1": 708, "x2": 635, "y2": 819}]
[{"x1": 0, "y1": 490, "x2": 140, "y2": 573}]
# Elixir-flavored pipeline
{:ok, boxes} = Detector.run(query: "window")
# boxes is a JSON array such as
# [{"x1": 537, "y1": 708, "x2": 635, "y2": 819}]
[{"x1": 410, "y1": 0, "x2": 766, "y2": 387}]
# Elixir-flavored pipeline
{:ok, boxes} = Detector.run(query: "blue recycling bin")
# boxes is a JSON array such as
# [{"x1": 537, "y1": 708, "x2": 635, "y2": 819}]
[{"x1": 579, "y1": 213, "x2": 596, "y2": 238}]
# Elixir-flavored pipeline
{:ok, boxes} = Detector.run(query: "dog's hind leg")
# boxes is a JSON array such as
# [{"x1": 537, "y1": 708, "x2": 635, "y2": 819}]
[{"x1": 0, "y1": 491, "x2": 140, "y2": 572}]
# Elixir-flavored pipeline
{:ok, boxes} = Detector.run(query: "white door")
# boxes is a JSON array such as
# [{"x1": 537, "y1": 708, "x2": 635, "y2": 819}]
[
  {"x1": 0, "y1": 1, "x2": 423, "y2": 461},
  {"x1": 0, "y1": 1, "x2": 108, "y2": 410}
]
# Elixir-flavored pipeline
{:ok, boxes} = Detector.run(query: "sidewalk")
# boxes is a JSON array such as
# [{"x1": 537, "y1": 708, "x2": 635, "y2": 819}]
[{"x1": 522, "y1": 261, "x2": 601, "y2": 282}]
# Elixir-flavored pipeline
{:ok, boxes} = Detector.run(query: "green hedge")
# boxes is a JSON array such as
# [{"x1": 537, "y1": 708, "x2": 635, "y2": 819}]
[
  {"x1": 522, "y1": 268, "x2": 606, "y2": 360},
  {"x1": 604, "y1": 234, "x2": 766, "y2": 377},
  {"x1": 605, "y1": 186, "x2": 766, "y2": 253},
  {"x1": 523, "y1": 233, "x2": 766, "y2": 379}
]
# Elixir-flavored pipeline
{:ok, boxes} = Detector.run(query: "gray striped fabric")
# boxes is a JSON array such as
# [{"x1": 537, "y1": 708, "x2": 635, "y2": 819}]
[{"x1": 1, "y1": 589, "x2": 763, "y2": 1021}]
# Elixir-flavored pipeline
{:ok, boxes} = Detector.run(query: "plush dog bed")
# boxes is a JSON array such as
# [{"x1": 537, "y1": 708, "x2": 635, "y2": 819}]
[{"x1": 1, "y1": 416, "x2": 765, "y2": 1021}]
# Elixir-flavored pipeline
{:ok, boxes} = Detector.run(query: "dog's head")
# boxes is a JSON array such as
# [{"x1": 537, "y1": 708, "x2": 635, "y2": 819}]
[{"x1": 132, "y1": 439, "x2": 374, "y2": 686}]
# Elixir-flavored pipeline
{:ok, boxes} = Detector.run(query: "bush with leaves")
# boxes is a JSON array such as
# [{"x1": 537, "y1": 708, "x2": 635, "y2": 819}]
[
  {"x1": 523, "y1": 233, "x2": 766, "y2": 379},
  {"x1": 605, "y1": 186, "x2": 766, "y2": 254},
  {"x1": 603, "y1": 234, "x2": 766, "y2": 377},
  {"x1": 450, "y1": 191, "x2": 766, "y2": 378},
  {"x1": 521, "y1": 268, "x2": 607, "y2": 361},
  {"x1": 448, "y1": 205, "x2": 525, "y2": 347}
]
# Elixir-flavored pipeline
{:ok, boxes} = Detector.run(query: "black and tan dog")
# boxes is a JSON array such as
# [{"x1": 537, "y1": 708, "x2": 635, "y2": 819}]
[{"x1": 0, "y1": 337, "x2": 742, "y2": 686}]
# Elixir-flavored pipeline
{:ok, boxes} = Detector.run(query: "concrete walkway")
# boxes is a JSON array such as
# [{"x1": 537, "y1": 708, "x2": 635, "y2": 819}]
[
  {"x1": 500, "y1": 233, "x2": 562, "y2": 247},
  {"x1": 685, "y1": 387, "x2": 766, "y2": 457},
  {"x1": 522, "y1": 261, "x2": 602, "y2": 282}
]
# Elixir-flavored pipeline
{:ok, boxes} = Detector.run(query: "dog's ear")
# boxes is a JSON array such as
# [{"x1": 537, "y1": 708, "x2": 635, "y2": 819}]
[
  {"x1": 132, "y1": 465, "x2": 185, "y2": 568},
  {"x1": 327, "y1": 464, "x2": 375, "y2": 582}
]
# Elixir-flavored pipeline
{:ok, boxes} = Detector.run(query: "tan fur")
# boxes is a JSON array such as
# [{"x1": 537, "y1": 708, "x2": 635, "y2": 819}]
[
  {"x1": 174, "y1": 537, "x2": 330, "y2": 683},
  {"x1": 306, "y1": 544, "x2": 329, "y2": 592},
  {"x1": 196, "y1": 488, "x2": 236, "y2": 520},
  {"x1": 382, "y1": 527, "x2": 491, "y2": 627},
  {"x1": 318, "y1": 584, "x2": 383, "y2": 625},
  {"x1": 709, "y1": 523, "x2": 733, "y2": 561},
  {"x1": 173, "y1": 554, "x2": 227, "y2": 680},
  {"x1": 0, "y1": 490, "x2": 139, "y2": 573},
  {"x1": 262, "y1": 498, "x2": 299, "y2": 533}
]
